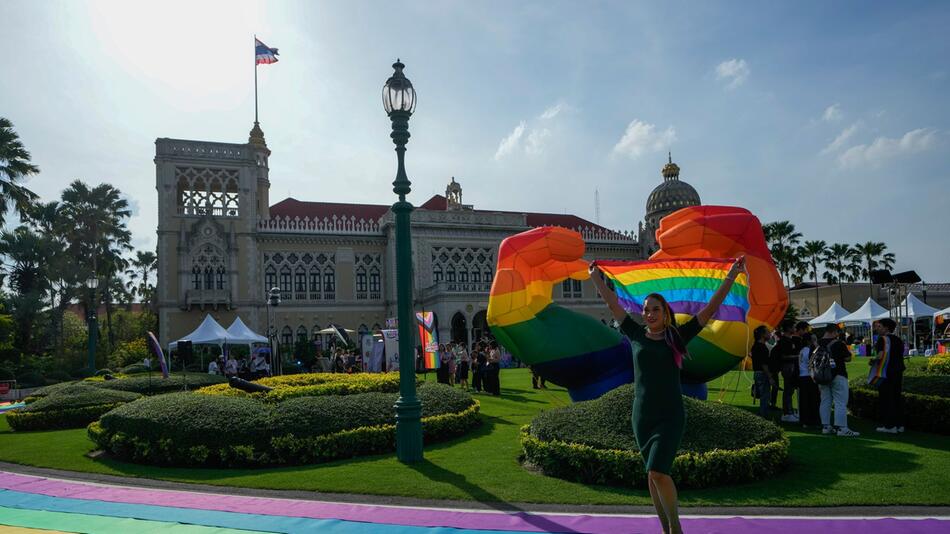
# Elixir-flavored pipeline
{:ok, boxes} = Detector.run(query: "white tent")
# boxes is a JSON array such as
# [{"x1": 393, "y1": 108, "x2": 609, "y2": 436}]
[
  {"x1": 838, "y1": 297, "x2": 890, "y2": 324},
  {"x1": 934, "y1": 305, "x2": 950, "y2": 321},
  {"x1": 896, "y1": 293, "x2": 940, "y2": 319},
  {"x1": 168, "y1": 314, "x2": 230, "y2": 351},
  {"x1": 808, "y1": 301, "x2": 852, "y2": 326},
  {"x1": 226, "y1": 317, "x2": 268, "y2": 345}
]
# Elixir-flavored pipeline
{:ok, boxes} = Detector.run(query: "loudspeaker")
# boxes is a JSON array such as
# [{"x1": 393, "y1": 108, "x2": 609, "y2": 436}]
[{"x1": 178, "y1": 340, "x2": 193, "y2": 363}]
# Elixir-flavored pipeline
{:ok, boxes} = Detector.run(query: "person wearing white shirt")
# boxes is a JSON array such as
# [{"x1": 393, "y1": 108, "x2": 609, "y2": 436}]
[
  {"x1": 224, "y1": 357, "x2": 238, "y2": 377},
  {"x1": 798, "y1": 332, "x2": 821, "y2": 428},
  {"x1": 207, "y1": 360, "x2": 220, "y2": 375}
]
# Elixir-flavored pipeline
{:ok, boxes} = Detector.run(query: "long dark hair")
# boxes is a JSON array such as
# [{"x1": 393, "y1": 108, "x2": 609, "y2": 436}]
[{"x1": 644, "y1": 293, "x2": 690, "y2": 367}]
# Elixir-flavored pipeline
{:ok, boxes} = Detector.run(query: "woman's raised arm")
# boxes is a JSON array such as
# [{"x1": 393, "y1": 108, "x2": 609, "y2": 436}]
[
  {"x1": 696, "y1": 256, "x2": 746, "y2": 326},
  {"x1": 589, "y1": 263, "x2": 627, "y2": 323}
]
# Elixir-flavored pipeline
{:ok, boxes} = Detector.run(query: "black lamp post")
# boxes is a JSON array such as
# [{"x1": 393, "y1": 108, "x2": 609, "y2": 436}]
[
  {"x1": 86, "y1": 275, "x2": 99, "y2": 373},
  {"x1": 266, "y1": 287, "x2": 281, "y2": 375},
  {"x1": 383, "y1": 59, "x2": 423, "y2": 463}
]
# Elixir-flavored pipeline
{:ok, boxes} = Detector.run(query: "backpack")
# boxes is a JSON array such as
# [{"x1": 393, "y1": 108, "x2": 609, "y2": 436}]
[{"x1": 809, "y1": 342, "x2": 836, "y2": 385}]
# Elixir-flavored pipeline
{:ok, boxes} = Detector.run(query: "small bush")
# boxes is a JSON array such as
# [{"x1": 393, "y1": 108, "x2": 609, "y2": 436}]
[
  {"x1": 94, "y1": 369, "x2": 114, "y2": 377},
  {"x1": 522, "y1": 384, "x2": 789, "y2": 489},
  {"x1": 850, "y1": 374, "x2": 950, "y2": 434},
  {"x1": 120, "y1": 363, "x2": 152, "y2": 375},
  {"x1": 108, "y1": 339, "x2": 150, "y2": 370},
  {"x1": 925, "y1": 355, "x2": 950, "y2": 375},
  {"x1": 91, "y1": 383, "x2": 480, "y2": 466},
  {"x1": 45, "y1": 370, "x2": 73, "y2": 383},
  {"x1": 15, "y1": 370, "x2": 45, "y2": 388},
  {"x1": 6, "y1": 385, "x2": 141, "y2": 431},
  {"x1": 96, "y1": 373, "x2": 227, "y2": 395}
]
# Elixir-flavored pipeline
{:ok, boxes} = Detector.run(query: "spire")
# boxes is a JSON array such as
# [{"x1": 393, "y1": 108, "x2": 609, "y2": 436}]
[
  {"x1": 661, "y1": 153, "x2": 680, "y2": 181},
  {"x1": 249, "y1": 121, "x2": 267, "y2": 148}
]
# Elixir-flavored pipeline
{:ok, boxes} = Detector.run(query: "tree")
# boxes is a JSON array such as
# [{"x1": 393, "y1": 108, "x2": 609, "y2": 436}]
[
  {"x1": 799, "y1": 240, "x2": 828, "y2": 312},
  {"x1": 25, "y1": 201, "x2": 77, "y2": 356},
  {"x1": 823, "y1": 243, "x2": 859, "y2": 304},
  {"x1": 763, "y1": 221, "x2": 802, "y2": 293},
  {"x1": 126, "y1": 250, "x2": 158, "y2": 334},
  {"x1": 0, "y1": 226, "x2": 51, "y2": 358},
  {"x1": 58, "y1": 181, "x2": 132, "y2": 351},
  {"x1": 854, "y1": 241, "x2": 897, "y2": 296},
  {"x1": 0, "y1": 118, "x2": 40, "y2": 227}
]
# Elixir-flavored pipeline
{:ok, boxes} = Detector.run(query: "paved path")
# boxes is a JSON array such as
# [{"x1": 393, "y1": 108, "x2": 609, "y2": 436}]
[{"x1": 0, "y1": 469, "x2": 947, "y2": 533}]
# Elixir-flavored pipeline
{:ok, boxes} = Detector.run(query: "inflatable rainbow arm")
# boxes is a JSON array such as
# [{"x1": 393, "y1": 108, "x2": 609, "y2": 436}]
[{"x1": 487, "y1": 227, "x2": 633, "y2": 401}]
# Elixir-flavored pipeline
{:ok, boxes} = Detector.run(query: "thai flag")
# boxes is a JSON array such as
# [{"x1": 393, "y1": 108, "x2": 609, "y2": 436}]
[{"x1": 255, "y1": 38, "x2": 279, "y2": 65}]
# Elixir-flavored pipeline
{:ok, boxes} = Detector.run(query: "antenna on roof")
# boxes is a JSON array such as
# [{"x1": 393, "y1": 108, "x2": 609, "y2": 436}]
[{"x1": 595, "y1": 189, "x2": 601, "y2": 224}]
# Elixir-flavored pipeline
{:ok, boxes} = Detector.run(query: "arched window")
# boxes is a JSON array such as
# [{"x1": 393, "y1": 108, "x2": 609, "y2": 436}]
[
  {"x1": 459, "y1": 268, "x2": 469, "y2": 283},
  {"x1": 323, "y1": 267, "x2": 336, "y2": 299},
  {"x1": 279, "y1": 266, "x2": 292, "y2": 298},
  {"x1": 294, "y1": 266, "x2": 306, "y2": 299},
  {"x1": 447, "y1": 266, "x2": 456, "y2": 283},
  {"x1": 561, "y1": 279, "x2": 572, "y2": 297},
  {"x1": 356, "y1": 266, "x2": 368, "y2": 299},
  {"x1": 264, "y1": 265, "x2": 277, "y2": 294},
  {"x1": 192, "y1": 265, "x2": 201, "y2": 290},
  {"x1": 433, "y1": 265, "x2": 443, "y2": 283},
  {"x1": 204, "y1": 265, "x2": 214, "y2": 290},
  {"x1": 369, "y1": 267, "x2": 381, "y2": 299},
  {"x1": 309, "y1": 268, "x2": 321, "y2": 300},
  {"x1": 280, "y1": 326, "x2": 293, "y2": 347},
  {"x1": 215, "y1": 265, "x2": 226, "y2": 290},
  {"x1": 296, "y1": 325, "x2": 308, "y2": 342}
]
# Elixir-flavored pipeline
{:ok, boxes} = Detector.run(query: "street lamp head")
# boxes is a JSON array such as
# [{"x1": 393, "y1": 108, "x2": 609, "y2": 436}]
[
  {"x1": 382, "y1": 59, "x2": 416, "y2": 115},
  {"x1": 87, "y1": 276, "x2": 99, "y2": 290}
]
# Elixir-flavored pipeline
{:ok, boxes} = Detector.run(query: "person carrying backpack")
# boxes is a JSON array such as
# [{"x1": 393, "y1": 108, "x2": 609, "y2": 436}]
[{"x1": 815, "y1": 324, "x2": 859, "y2": 436}]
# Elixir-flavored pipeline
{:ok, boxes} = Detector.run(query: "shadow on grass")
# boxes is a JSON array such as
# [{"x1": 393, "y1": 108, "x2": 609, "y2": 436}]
[{"x1": 407, "y1": 459, "x2": 584, "y2": 533}]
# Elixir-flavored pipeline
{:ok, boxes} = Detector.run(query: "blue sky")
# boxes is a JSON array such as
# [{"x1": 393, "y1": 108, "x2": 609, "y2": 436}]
[{"x1": 2, "y1": 1, "x2": 947, "y2": 281}]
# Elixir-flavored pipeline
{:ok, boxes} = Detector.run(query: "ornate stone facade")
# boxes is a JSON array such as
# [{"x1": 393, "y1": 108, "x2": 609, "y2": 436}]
[{"x1": 156, "y1": 127, "x2": 690, "y2": 350}]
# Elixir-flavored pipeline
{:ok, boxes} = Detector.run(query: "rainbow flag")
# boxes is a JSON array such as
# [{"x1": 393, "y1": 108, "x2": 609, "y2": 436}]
[
  {"x1": 415, "y1": 311, "x2": 439, "y2": 369},
  {"x1": 867, "y1": 335, "x2": 889, "y2": 386},
  {"x1": 594, "y1": 258, "x2": 751, "y2": 376}
]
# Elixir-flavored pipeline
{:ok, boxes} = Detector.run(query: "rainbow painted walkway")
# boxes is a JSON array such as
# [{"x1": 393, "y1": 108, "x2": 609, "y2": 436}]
[{"x1": 0, "y1": 470, "x2": 946, "y2": 533}]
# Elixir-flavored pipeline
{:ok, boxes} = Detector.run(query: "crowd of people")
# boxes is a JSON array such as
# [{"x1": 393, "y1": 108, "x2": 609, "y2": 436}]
[
  {"x1": 749, "y1": 318, "x2": 906, "y2": 436},
  {"x1": 206, "y1": 349, "x2": 271, "y2": 380},
  {"x1": 432, "y1": 339, "x2": 502, "y2": 395}
]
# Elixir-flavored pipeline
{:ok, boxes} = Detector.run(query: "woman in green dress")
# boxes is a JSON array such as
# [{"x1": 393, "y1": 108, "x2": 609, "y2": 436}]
[{"x1": 590, "y1": 257, "x2": 746, "y2": 534}]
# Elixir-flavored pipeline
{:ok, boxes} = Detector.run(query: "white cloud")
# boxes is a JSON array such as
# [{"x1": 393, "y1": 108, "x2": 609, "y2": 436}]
[
  {"x1": 822, "y1": 103, "x2": 842, "y2": 122},
  {"x1": 494, "y1": 121, "x2": 526, "y2": 160},
  {"x1": 715, "y1": 58, "x2": 749, "y2": 89},
  {"x1": 539, "y1": 102, "x2": 565, "y2": 120},
  {"x1": 838, "y1": 128, "x2": 938, "y2": 169},
  {"x1": 525, "y1": 128, "x2": 551, "y2": 156},
  {"x1": 821, "y1": 123, "x2": 860, "y2": 155},
  {"x1": 612, "y1": 119, "x2": 676, "y2": 159}
]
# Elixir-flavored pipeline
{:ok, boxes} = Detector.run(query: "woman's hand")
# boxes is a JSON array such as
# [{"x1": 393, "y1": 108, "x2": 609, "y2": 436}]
[{"x1": 727, "y1": 255, "x2": 747, "y2": 279}]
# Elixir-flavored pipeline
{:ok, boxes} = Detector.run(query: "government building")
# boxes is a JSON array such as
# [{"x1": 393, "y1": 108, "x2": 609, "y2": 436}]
[{"x1": 155, "y1": 123, "x2": 702, "y2": 351}]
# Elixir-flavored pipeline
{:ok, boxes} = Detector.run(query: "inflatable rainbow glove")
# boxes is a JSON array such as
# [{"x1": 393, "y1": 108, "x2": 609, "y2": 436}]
[{"x1": 487, "y1": 227, "x2": 634, "y2": 401}]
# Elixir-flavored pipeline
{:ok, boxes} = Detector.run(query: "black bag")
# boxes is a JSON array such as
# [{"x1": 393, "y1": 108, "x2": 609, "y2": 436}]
[{"x1": 809, "y1": 342, "x2": 836, "y2": 386}]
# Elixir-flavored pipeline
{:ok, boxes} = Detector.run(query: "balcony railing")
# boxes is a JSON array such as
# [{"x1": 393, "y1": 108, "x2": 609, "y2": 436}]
[
  {"x1": 419, "y1": 282, "x2": 492, "y2": 300},
  {"x1": 178, "y1": 205, "x2": 239, "y2": 217},
  {"x1": 185, "y1": 289, "x2": 231, "y2": 309},
  {"x1": 258, "y1": 215, "x2": 384, "y2": 235}
]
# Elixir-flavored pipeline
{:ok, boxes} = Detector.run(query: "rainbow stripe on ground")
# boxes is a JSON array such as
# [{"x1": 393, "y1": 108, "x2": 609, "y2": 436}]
[{"x1": 0, "y1": 471, "x2": 946, "y2": 533}]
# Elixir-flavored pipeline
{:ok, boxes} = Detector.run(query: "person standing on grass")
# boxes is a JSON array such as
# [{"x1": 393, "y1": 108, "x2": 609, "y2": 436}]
[
  {"x1": 797, "y1": 332, "x2": 821, "y2": 428},
  {"x1": 872, "y1": 318, "x2": 905, "y2": 433},
  {"x1": 772, "y1": 320, "x2": 800, "y2": 422},
  {"x1": 485, "y1": 341, "x2": 501, "y2": 395},
  {"x1": 750, "y1": 325, "x2": 775, "y2": 419},
  {"x1": 457, "y1": 343, "x2": 470, "y2": 390},
  {"x1": 472, "y1": 343, "x2": 486, "y2": 393},
  {"x1": 591, "y1": 256, "x2": 746, "y2": 534},
  {"x1": 817, "y1": 324, "x2": 859, "y2": 436}
]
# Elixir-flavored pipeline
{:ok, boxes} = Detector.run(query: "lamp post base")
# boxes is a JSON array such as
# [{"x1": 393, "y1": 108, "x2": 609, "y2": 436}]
[{"x1": 394, "y1": 396, "x2": 423, "y2": 463}]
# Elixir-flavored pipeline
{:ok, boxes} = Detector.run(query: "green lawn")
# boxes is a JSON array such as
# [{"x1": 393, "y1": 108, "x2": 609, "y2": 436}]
[{"x1": 1, "y1": 363, "x2": 947, "y2": 506}]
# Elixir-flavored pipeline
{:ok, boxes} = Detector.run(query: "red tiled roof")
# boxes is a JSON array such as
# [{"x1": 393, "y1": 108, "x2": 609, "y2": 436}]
[
  {"x1": 269, "y1": 198, "x2": 390, "y2": 221},
  {"x1": 269, "y1": 195, "x2": 617, "y2": 234}
]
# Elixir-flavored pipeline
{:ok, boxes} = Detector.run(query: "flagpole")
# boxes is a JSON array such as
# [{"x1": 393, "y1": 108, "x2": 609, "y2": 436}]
[{"x1": 253, "y1": 35, "x2": 259, "y2": 124}]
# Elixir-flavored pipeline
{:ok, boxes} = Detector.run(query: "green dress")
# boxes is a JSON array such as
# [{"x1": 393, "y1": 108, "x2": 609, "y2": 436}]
[{"x1": 620, "y1": 315, "x2": 703, "y2": 475}]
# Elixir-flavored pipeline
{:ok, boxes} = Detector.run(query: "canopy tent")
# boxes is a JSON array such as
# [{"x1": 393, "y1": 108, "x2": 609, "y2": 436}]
[
  {"x1": 838, "y1": 297, "x2": 890, "y2": 324},
  {"x1": 808, "y1": 301, "x2": 852, "y2": 326},
  {"x1": 226, "y1": 317, "x2": 268, "y2": 345},
  {"x1": 896, "y1": 293, "x2": 940, "y2": 319},
  {"x1": 316, "y1": 325, "x2": 356, "y2": 344},
  {"x1": 935, "y1": 305, "x2": 950, "y2": 320},
  {"x1": 168, "y1": 314, "x2": 230, "y2": 351}
]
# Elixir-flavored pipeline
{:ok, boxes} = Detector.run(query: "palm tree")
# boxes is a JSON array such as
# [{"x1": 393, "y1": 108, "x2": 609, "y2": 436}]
[
  {"x1": 0, "y1": 226, "x2": 51, "y2": 358},
  {"x1": 0, "y1": 118, "x2": 40, "y2": 227},
  {"x1": 58, "y1": 181, "x2": 132, "y2": 351},
  {"x1": 799, "y1": 240, "x2": 828, "y2": 312},
  {"x1": 823, "y1": 243, "x2": 859, "y2": 304},
  {"x1": 126, "y1": 250, "x2": 157, "y2": 305},
  {"x1": 763, "y1": 221, "x2": 803, "y2": 293},
  {"x1": 854, "y1": 241, "x2": 897, "y2": 296}
]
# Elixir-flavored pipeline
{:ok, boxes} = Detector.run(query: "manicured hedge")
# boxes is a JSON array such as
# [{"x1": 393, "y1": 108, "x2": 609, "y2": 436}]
[
  {"x1": 850, "y1": 374, "x2": 950, "y2": 435},
  {"x1": 89, "y1": 382, "x2": 480, "y2": 466},
  {"x1": 926, "y1": 355, "x2": 950, "y2": 375},
  {"x1": 198, "y1": 372, "x2": 401, "y2": 401},
  {"x1": 7, "y1": 385, "x2": 141, "y2": 431},
  {"x1": 522, "y1": 384, "x2": 789, "y2": 489},
  {"x1": 95, "y1": 373, "x2": 227, "y2": 395}
]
